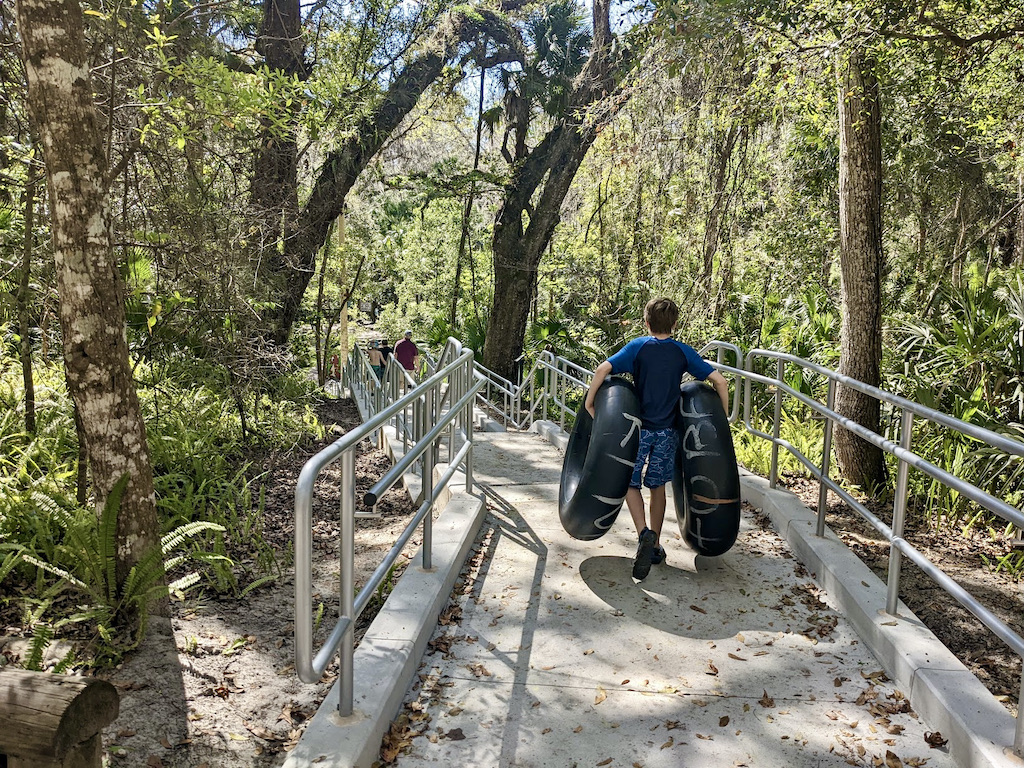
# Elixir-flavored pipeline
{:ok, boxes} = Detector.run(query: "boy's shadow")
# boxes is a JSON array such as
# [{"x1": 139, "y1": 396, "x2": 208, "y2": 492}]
[{"x1": 578, "y1": 550, "x2": 796, "y2": 641}]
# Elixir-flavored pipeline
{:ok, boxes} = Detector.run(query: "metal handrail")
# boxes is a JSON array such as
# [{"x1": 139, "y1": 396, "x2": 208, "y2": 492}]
[
  {"x1": 295, "y1": 341, "x2": 482, "y2": 717},
  {"x1": 734, "y1": 346, "x2": 1024, "y2": 754},
  {"x1": 472, "y1": 343, "x2": 744, "y2": 431},
  {"x1": 470, "y1": 339, "x2": 1023, "y2": 754}
]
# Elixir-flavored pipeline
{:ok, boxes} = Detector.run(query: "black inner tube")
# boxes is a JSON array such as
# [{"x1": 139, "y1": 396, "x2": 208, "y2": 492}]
[
  {"x1": 672, "y1": 381, "x2": 741, "y2": 556},
  {"x1": 558, "y1": 377, "x2": 641, "y2": 541}
]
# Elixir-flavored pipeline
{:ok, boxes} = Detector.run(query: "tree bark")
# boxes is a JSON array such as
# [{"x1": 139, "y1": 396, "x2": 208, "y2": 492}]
[
  {"x1": 16, "y1": 0, "x2": 162, "y2": 594},
  {"x1": 18, "y1": 172, "x2": 37, "y2": 434},
  {"x1": 270, "y1": 9, "x2": 516, "y2": 344},
  {"x1": 483, "y1": 0, "x2": 628, "y2": 380},
  {"x1": 834, "y1": 46, "x2": 885, "y2": 491},
  {"x1": 253, "y1": 0, "x2": 307, "y2": 296}
]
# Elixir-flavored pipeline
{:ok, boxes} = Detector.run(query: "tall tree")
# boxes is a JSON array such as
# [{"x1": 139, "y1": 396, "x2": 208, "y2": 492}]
[
  {"x1": 834, "y1": 44, "x2": 885, "y2": 489},
  {"x1": 252, "y1": 0, "x2": 309, "y2": 299},
  {"x1": 269, "y1": 7, "x2": 518, "y2": 343},
  {"x1": 15, "y1": 0, "x2": 162, "y2": 596},
  {"x1": 483, "y1": 0, "x2": 633, "y2": 379}
]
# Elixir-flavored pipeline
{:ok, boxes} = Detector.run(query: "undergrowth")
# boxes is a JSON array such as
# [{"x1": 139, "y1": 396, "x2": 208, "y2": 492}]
[{"x1": 0, "y1": 346, "x2": 327, "y2": 667}]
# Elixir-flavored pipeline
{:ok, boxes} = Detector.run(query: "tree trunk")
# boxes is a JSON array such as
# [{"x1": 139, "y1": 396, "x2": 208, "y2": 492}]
[
  {"x1": 270, "y1": 9, "x2": 514, "y2": 344},
  {"x1": 702, "y1": 122, "x2": 740, "y2": 283},
  {"x1": 483, "y1": 0, "x2": 629, "y2": 380},
  {"x1": 16, "y1": 0, "x2": 163, "y2": 596},
  {"x1": 253, "y1": 0, "x2": 307, "y2": 298},
  {"x1": 834, "y1": 46, "x2": 885, "y2": 491},
  {"x1": 18, "y1": 172, "x2": 37, "y2": 434}
]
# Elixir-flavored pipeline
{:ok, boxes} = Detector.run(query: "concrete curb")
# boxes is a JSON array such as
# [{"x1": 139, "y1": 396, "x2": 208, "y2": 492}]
[
  {"x1": 531, "y1": 420, "x2": 1021, "y2": 768},
  {"x1": 472, "y1": 406, "x2": 506, "y2": 433},
  {"x1": 284, "y1": 387, "x2": 486, "y2": 768},
  {"x1": 529, "y1": 419, "x2": 568, "y2": 452},
  {"x1": 741, "y1": 470, "x2": 1021, "y2": 768}
]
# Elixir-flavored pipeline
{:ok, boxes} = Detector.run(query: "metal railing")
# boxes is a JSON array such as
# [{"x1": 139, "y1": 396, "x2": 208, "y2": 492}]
[
  {"x1": 733, "y1": 347, "x2": 1024, "y2": 755},
  {"x1": 294, "y1": 338, "x2": 483, "y2": 717},
  {"x1": 470, "y1": 339, "x2": 1023, "y2": 754},
  {"x1": 470, "y1": 342, "x2": 744, "y2": 432}
]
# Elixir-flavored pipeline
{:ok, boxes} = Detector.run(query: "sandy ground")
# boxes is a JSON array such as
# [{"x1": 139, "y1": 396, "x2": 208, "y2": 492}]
[{"x1": 92, "y1": 397, "x2": 421, "y2": 768}]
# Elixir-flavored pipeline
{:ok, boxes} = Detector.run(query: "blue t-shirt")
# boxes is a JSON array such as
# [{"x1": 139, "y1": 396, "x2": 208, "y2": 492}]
[{"x1": 607, "y1": 337, "x2": 714, "y2": 430}]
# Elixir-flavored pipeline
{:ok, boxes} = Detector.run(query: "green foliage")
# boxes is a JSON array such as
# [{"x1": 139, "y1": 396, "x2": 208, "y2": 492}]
[
  {"x1": 889, "y1": 269, "x2": 1024, "y2": 530},
  {"x1": 0, "y1": 340, "x2": 332, "y2": 665},
  {"x1": 5, "y1": 471, "x2": 227, "y2": 665}
]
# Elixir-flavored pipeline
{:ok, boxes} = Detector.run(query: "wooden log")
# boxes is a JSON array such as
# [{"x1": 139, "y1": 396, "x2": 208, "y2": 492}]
[{"x1": 0, "y1": 668, "x2": 119, "y2": 768}]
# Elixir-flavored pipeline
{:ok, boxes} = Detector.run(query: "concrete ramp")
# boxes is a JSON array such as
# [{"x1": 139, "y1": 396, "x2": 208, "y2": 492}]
[{"x1": 388, "y1": 431, "x2": 966, "y2": 768}]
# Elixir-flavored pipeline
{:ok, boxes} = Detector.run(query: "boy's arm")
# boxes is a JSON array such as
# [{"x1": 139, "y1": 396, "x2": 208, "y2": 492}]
[
  {"x1": 708, "y1": 370, "x2": 729, "y2": 413},
  {"x1": 584, "y1": 360, "x2": 613, "y2": 418}
]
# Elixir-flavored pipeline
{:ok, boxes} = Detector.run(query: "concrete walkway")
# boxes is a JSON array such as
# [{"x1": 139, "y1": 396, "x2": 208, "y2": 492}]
[{"x1": 386, "y1": 430, "x2": 964, "y2": 768}]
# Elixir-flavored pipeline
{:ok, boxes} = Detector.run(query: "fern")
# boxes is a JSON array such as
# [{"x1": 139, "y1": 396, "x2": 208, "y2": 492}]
[{"x1": 25, "y1": 624, "x2": 54, "y2": 671}]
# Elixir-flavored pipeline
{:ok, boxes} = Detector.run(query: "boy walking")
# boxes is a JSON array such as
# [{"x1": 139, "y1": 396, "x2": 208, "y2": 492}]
[{"x1": 585, "y1": 297, "x2": 728, "y2": 581}]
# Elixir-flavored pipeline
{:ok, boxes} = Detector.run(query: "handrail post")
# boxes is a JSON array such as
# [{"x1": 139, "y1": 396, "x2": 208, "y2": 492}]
[
  {"x1": 1015, "y1": 671, "x2": 1023, "y2": 756},
  {"x1": 423, "y1": 416, "x2": 434, "y2": 571},
  {"x1": 816, "y1": 379, "x2": 837, "y2": 537},
  {"x1": 886, "y1": 410, "x2": 915, "y2": 616},
  {"x1": 561, "y1": 360, "x2": 569, "y2": 434},
  {"x1": 770, "y1": 359, "x2": 784, "y2": 488},
  {"x1": 338, "y1": 449, "x2": 355, "y2": 717},
  {"x1": 543, "y1": 364, "x2": 550, "y2": 422},
  {"x1": 465, "y1": 360, "x2": 474, "y2": 492}
]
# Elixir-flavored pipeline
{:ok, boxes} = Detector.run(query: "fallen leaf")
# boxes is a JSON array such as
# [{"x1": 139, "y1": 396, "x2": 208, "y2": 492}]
[
  {"x1": 728, "y1": 653, "x2": 746, "y2": 661},
  {"x1": 446, "y1": 728, "x2": 466, "y2": 741},
  {"x1": 228, "y1": 733, "x2": 249, "y2": 741},
  {"x1": 885, "y1": 750, "x2": 902, "y2": 767},
  {"x1": 690, "y1": 605, "x2": 707, "y2": 614},
  {"x1": 598, "y1": 759, "x2": 613, "y2": 766},
  {"x1": 696, "y1": 733, "x2": 713, "y2": 740},
  {"x1": 925, "y1": 731, "x2": 947, "y2": 748},
  {"x1": 759, "y1": 690, "x2": 775, "y2": 708},
  {"x1": 117, "y1": 729, "x2": 136, "y2": 738},
  {"x1": 595, "y1": 686, "x2": 608, "y2": 705},
  {"x1": 542, "y1": 727, "x2": 551, "y2": 734},
  {"x1": 147, "y1": 757, "x2": 163, "y2": 768},
  {"x1": 707, "y1": 661, "x2": 719, "y2": 676},
  {"x1": 719, "y1": 716, "x2": 730, "y2": 727},
  {"x1": 621, "y1": 679, "x2": 630, "y2": 685},
  {"x1": 584, "y1": 648, "x2": 595, "y2": 655},
  {"x1": 574, "y1": 726, "x2": 583, "y2": 733},
  {"x1": 662, "y1": 737, "x2": 675, "y2": 749}
]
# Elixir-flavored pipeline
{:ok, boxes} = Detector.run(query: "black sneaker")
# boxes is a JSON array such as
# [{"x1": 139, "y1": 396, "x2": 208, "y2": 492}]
[
  {"x1": 632, "y1": 528, "x2": 657, "y2": 581},
  {"x1": 650, "y1": 546, "x2": 666, "y2": 565}
]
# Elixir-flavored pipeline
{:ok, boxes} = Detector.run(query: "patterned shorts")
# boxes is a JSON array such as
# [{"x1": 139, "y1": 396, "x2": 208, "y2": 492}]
[{"x1": 630, "y1": 427, "x2": 679, "y2": 489}]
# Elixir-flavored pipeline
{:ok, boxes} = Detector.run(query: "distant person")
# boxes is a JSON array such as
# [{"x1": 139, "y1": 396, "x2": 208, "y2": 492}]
[
  {"x1": 584, "y1": 297, "x2": 728, "y2": 582},
  {"x1": 379, "y1": 339, "x2": 392, "y2": 362},
  {"x1": 367, "y1": 340, "x2": 384, "y2": 380},
  {"x1": 394, "y1": 330, "x2": 419, "y2": 378}
]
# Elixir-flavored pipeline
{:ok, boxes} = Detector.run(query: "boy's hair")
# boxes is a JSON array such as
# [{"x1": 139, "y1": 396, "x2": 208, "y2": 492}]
[{"x1": 644, "y1": 297, "x2": 679, "y2": 335}]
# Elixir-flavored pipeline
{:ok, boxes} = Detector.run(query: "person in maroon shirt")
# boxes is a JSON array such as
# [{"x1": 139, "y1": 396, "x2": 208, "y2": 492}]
[{"x1": 394, "y1": 330, "x2": 419, "y2": 378}]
